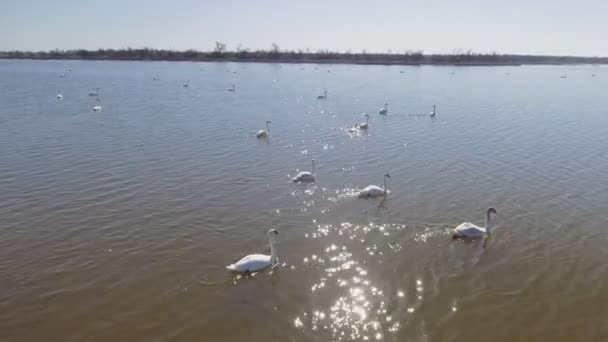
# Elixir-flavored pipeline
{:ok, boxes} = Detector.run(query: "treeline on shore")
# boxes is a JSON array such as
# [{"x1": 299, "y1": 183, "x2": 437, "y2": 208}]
[{"x1": 1, "y1": 45, "x2": 607, "y2": 66}]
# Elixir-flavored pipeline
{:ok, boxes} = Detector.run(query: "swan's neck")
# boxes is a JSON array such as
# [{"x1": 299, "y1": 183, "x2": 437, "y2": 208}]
[
  {"x1": 269, "y1": 238, "x2": 278, "y2": 263},
  {"x1": 266, "y1": 123, "x2": 270, "y2": 133},
  {"x1": 485, "y1": 212, "x2": 493, "y2": 232},
  {"x1": 311, "y1": 161, "x2": 315, "y2": 174},
  {"x1": 366, "y1": 116, "x2": 369, "y2": 124},
  {"x1": 383, "y1": 177, "x2": 388, "y2": 195}
]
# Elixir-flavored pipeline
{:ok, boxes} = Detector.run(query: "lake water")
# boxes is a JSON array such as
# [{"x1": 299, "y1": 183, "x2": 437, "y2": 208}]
[{"x1": 1, "y1": 60, "x2": 608, "y2": 342}]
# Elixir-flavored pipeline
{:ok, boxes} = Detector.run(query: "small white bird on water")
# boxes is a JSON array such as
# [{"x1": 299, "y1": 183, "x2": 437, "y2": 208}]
[
  {"x1": 256, "y1": 121, "x2": 271, "y2": 138},
  {"x1": 379, "y1": 103, "x2": 388, "y2": 115},
  {"x1": 57, "y1": 89, "x2": 63, "y2": 100},
  {"x1": 452, "y1": 208, "x2": 497, "y2": 239},
  {"x1": 293, "y1": 159, "x2": 316, "y2": 182},
  {"x1": 93, "y1": 98, "x2": 102, "y2": 112},
  {"x1": 317, "y1": 90, "x2": 327, "y2": 99},
  {"x1": 226, "y1": 229, "x2": 280, "y2": 272},
  {"x1": 227, "y1": 84, "x2": 236, "y2": 92},
  {"x1": 358, "y1": 173, "x2": 391, "y2": 199},
  {"x1": 88, "y1": 88, "x2": 99, "y2": 97},
  {"x1": 430, "y1": 105, "x2": 436, "y2": 118}
]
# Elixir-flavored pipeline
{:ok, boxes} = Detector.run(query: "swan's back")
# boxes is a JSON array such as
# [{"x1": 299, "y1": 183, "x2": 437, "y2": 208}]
[
  {"x1": 359, "y1": 185, "x2": 384, "y2": 198},
  {"x1": 227, "y1": 254, "x2": 272, "y2": 272},
  {"x1": 453, "y1": 222, "x2": 486, "y2": 239},
  {"x1": 256, "y1": 130, "x2": 268, "y2": 138},
  {"x1": 293, "y1": 171, "x2": 314, "y2": 182}
]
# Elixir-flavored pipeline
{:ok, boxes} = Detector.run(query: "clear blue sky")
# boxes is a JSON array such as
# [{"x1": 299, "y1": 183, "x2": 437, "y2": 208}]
[{"x1": 1, "y1": 0, "x2": 607, "y2": 56}]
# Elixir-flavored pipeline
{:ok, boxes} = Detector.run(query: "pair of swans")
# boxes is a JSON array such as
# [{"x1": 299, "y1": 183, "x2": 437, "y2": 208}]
[
  {"x1": 256, "y1": 121, "x2": 271, "y2": 138},
  {"x1": 224, "y1": 212, "x2": 497, "y2": 274}
]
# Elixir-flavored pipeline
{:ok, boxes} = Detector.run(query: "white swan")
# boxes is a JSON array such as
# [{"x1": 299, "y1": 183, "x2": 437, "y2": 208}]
[
  {"x1": 452, "y1": 208, "x2": 497, "y2": 239},
  {"x1": 183, "y1": 80, "x2": 190, "y2": 88},
  {"x1": 379, "y1": 103, "x2": 388, "y2": 115},
  {"x1": 256, "y1": 121, "x2": 271, "y2": 138},
  {"x1": 227, "y1": 84, "x2": 236, "y2": 92},
  {"x1": 358, "y1": 173, "x2": 391, "y2": 198},
  {"x1": 356, "y1": 114, "x2": 370, "y2": 129},
  {"x1": 317, "y1": 90, "x2": 327, "y2": 99},
  {"x1": 88, "y1": 88, "x2": 99, "y2": 96},
  {"x1": 93, "y1": 98, "x2": 102, "y2": 112},
  {"x1": 226, "y1": 229, "x2": 279, "y2": 272},
  {"x1": 430, "y1": 105, "x2": 436, "y2": 118},
  {"x1": 57, "y1": 89, "x2": 63, "y2": 100},
  {"x1": 293, "y1": 159, "x2": 316, "y2": 182}
]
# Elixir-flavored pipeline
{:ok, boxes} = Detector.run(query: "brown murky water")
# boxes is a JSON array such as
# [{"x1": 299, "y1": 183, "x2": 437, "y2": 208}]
[{"x1": 1, "y1": 60, "x2": 608, "y2": 341}]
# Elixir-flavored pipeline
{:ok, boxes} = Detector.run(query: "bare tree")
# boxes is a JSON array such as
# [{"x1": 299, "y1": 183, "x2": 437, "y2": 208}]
[
  {"x1": 214, "y1": 41, "x2": 226, "y2": 55},
  {"x1": 271, "y1": 43, "x2": 280, "y2": 54}
]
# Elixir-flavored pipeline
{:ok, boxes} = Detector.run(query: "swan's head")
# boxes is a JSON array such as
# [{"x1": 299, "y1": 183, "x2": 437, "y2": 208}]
[
  {"x1": 384, "y1": 103, "x2": 388, "y2": 106},
  {"x1": 384, "y1": 173, "x2": 391, "y2": 179},
  {"x1": 266, "y1": 120, "x2": 271, "y2": 125},
  {"x1": 267, "y1": 229, "x2": 279, "y2": 240},
  {"x1": 364, "y1": 113, "x2": 370, "y2": 118},
  {"x1": 487, "y1": 207, "x2": 497, "y2": 215}
]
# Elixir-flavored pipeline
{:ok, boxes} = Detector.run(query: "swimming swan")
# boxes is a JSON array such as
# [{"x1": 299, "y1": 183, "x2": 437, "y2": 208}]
[
  {"x1": 88, "y1": 88, "x2": 99, "y2": 96},
  {"x1": 93, "y1": 98, "x2": 102, "y2": 112},
  {"x1": 227, "y1": 84, "x2": 236, "y2": 92},
  {"x1": 430, "y1": 105, "x2": 436, "y2": 118},
  {"x1": 226, "y1": 229, "x2": 279, "y2": 272},
  {"x1": 355, "y1": 114, "x2": 370, "y2": 129},
  {"x1": 317, "y1": 90, "x2": 327, "y2": 99},
  {"x1": 256, "y1": 121, "x2": 271, "y2": 138},
  {"x1": 358, "y1": 173, "x2": 391, "y2": 198},
  {"x1": 379, "y1": 103, "x2": 388, "y2": 115},
  {"x1": 293, "y1": 159, "x2": 316, "y2": 182},
  {"x1": 452, "y1": 208, "x2": 497, "y2": 239}
]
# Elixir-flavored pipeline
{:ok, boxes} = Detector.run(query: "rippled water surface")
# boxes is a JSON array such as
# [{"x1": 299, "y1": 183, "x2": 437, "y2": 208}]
[{"x1": 2, "y1": 60, "x2": 608, "y2": 341}]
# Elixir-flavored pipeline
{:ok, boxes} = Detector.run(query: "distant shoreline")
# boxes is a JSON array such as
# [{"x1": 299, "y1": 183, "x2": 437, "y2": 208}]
[{"x1": 1, "y1": 49, "x2": 607, "y2": 66}]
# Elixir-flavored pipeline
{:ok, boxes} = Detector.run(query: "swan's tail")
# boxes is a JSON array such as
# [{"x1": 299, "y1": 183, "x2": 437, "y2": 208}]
[{"x1": 226, "y1": 264, "x2": 236, "y2": 271}]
